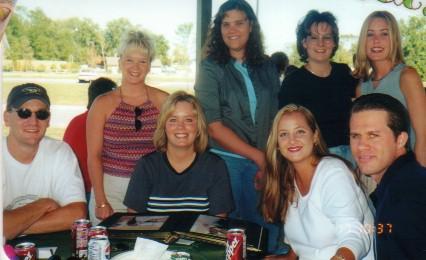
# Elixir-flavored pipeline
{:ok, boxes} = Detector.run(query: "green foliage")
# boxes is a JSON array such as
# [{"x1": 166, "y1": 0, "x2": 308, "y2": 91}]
[
  {"x1": 50, "y1": 63, "x2": 57, "y2": 71},
  {"x1": 2, "y1": 63, "x2": 12, "y2": 71},
  {"x1": 4, "y1": 8, "x2": 172, "y2": 71},
  {"x1": 35, "y1": 63, "x2": 46, "y2": 72},
  {"x1": 104, "y1": 18, "x2": 134, "y2": 56},
  {"x1": 154, "y1": 35, "x2": 171, "y2": 66},
  {"x1": 173, "y1": 45, "x2": 190, "y2": 65},
  {"x1": 288, "y1": 44, "x2": 303, "y2": 68},
  {"x1": 173, "y1": 23, "x2": 193, "y2": 65},
  {"x1": 27, "y1": 9, "x2": 57, "y2": 60},
  {"x1": 175, "y1": 23, "x2": 193, "y2": 46},
  {"x1": 400, "y1": 16, "x2": 426, "y2": 80},
  {"x1": 5, "y1": 6, "x2": 34, "y2": 61}
]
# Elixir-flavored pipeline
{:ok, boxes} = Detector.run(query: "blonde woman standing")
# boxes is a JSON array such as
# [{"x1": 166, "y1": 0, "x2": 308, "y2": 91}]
[
  {"x1": 353, "y1": 11, "x2": 426, "y2": 166},
  {"x1": 87, "y1": 30, "x2": 169, "y2": 224}
]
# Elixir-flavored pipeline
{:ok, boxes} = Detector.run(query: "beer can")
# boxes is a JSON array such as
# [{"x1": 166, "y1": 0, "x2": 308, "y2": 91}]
[
  {"x1": 170, "y1": 251, "x2": 191, "y2": 260},
  {"x1": 71, "y1": 218, "x2": 91, "y2": 259},
  {"x1": 14, "y1": 242, "x2": 37, "y2": 260},
  {"x1": 225, "y1": 228, "x2": 246, "y2": 260},
  {"x1": 88, "y1": 235, "x2": 110, "y2": 260},
  {"x1": 88, "y1": 226, "x2": 108, "y2": 239}
]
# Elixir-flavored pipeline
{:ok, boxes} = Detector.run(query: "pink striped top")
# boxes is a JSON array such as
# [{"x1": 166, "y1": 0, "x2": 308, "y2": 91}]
[{"x1": 102, "y1": 100, "x2": 159, "y2": 178}]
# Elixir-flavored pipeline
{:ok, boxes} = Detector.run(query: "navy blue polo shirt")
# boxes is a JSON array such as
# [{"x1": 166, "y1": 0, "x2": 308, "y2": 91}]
[{"x1": 370, "y1": 152, "x2": 426, "y2": 259}]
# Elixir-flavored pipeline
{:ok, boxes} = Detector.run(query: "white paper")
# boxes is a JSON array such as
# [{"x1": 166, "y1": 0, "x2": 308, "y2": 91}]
[
  {"x1": 37, "y1": 247, "x2": 57, "y2": 259},
  {"x1": 133, "y1": 237, "x2": 168, "y2": 260},
  {"x1": 176, "y1": 238, "x2": 195, "y2": 246}
]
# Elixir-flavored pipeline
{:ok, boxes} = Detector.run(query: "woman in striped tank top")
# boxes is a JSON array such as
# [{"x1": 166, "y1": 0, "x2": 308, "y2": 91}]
[{"x1": 87, "y1": 30, "x2": 169, "y2": 224}]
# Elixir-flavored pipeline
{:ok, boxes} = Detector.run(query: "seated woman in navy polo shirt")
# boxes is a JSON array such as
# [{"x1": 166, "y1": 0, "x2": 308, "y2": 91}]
[{"x1": 124, "y1": 91, "x2": 234, "y2": 217}]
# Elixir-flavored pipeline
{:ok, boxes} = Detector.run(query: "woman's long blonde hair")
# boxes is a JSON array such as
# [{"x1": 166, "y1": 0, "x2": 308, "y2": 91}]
[
  {"x1": 353, "y1": 11, "x2": 404, "y2": 81},
  {"x1": 261, "y1": 104, "x2": 329, "y2": 223}
]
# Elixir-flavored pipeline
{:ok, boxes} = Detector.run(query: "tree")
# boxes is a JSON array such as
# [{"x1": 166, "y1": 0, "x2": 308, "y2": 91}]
[
  {"x1": 5, "y1": 6, "x2": 34, "y2": 61},
  {"x1": 104, "y1": 18, "x2": 134, "y2": 56},
  {"x1": 26, "y1": 8, "x2": 57, "y2": 60},
  {"x1": 173, "y1": 23, "x2": 193, "y2": 65},
  {"x1": 52, "y1": 24, "x2": 75, "y2": 61},
  {"x1": 62, "y1": 18, "x2": 103, "y2": 65},
  {"x1": 175, "y1": 23, "x2": 193, "y2": 46},
  {"x1": 153, "y1": 34, "x2": 171, "y2": 66},
  {"x1": 288, "y1": 44, "x2": 303, "y2": 68},
  {"x1": 400, "y1": 16, "x2": 426, "y2": 80},
  {"x1": 173, "y1": 45, "x2": 190, "y2": 65},
  {"x1": 333, "y1": 34, "x2": 358, "y2": 67}
]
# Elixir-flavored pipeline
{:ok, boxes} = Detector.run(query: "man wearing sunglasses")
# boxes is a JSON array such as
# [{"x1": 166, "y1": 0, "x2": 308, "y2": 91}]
[{"x1": 2, "y1": 83, "x2": 86, "y2": 239}]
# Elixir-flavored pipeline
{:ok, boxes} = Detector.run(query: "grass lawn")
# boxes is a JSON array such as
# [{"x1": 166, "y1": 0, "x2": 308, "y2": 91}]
[
  {"x1": 2, "y1": 79, "x2": 89, "y2": 106},
  {"x1": 2, "y1": 72, "x2": 195, "y2": 105}
]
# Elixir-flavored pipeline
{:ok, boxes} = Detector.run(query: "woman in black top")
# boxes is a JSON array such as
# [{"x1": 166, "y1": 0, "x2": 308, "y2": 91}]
[{"x1": 279, "y1": 10, "x2": 358, "y2": 163}]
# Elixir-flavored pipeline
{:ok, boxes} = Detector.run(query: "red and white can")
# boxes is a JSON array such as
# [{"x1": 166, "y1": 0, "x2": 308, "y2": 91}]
[
  {"x1": 88, "y1": 235, "x2": 110, "y2": 260},
  {"x1": 89, "y1": 226, "x2": 108, "y2": 239},
  {"x1": 225, "y1": 228, "x2": 246, "y2": 260},
  {"x1": 71, "y1": 218, "x2": 91, "y2": 259},
  {"x1": 14, "y1": 242, "x2": 37, "y2": 260}
]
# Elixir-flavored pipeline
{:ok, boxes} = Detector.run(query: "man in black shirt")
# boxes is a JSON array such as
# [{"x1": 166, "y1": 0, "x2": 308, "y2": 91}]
[{"x1": 349, "y1": 93, "x2": 426, "y2": 260}]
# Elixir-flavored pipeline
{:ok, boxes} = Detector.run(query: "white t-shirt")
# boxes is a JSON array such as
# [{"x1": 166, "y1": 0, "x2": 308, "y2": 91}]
[
  {"x1": 2, "y1": 137, "x2": 86, "y2": 210},
  {"x1": 284, "y1": 157, "x2": 375, "y2": 260}
]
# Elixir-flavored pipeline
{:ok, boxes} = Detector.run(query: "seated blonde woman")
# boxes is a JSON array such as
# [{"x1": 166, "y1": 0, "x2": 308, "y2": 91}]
[
  {"x1": 261, "y1": 104, "x2": 374, "y2": 260},
  {"x1": 124, "y1": 91, "x2": 234, "y2": 217}
]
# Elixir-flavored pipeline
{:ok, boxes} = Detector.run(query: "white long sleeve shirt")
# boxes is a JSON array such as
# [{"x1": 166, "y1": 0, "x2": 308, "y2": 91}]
[{"x1": 284, "y1": 157, "x2": 375, "y2": 260}]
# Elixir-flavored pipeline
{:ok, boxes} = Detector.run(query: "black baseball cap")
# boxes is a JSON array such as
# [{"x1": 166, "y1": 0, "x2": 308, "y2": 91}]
[{"x1": 6, "y1": 83, "x2": 50, "y2": 110}]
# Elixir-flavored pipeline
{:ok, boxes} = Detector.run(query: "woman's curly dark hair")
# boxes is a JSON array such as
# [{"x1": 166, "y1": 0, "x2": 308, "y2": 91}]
[
  {"x1": 203, "y1": 0, "x2": 266, "y2": 66},
  {"x1": 296, "y1": 10, "x2": 339, "y2": 63}
]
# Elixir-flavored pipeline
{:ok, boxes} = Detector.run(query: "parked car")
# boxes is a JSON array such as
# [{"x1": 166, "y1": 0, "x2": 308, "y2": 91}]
[{"x1": 78, "y1": 68, "x2": 99, "y2": 83}]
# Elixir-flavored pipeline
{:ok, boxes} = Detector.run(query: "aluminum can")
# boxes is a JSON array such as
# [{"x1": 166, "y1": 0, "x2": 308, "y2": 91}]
[
  {"x1": 88, "y1": 235, "x2": 110, "y2": 260},
  {"x1": 14, "y1": 242, "x2": 37, "y2": 260},
  {"x1": 71, "y1": 218, "x2": 91, "y2": 259},
  {"x1": 88, "y1": 226, "x2": 108, "y2": 239},
  {"x1": 170, "y1": 251, "x2": 191, "y2": 260},
  {"x1": 225, "y1": 228, "x2": 246, "y2": 260}
]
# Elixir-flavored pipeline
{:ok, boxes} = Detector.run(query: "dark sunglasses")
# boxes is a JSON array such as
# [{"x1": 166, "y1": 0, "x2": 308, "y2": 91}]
[
  {"x1": 134, "y1": 107, "x2": 143, "y2": 131},
  {"x1": 12, "y1": 108, "x2": 50, "y2": 120}
]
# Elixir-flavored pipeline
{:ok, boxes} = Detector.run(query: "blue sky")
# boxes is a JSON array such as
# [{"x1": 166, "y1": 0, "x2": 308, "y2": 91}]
[{"x1": 17, "y1": 0, "x2": 423, "y2": 53}]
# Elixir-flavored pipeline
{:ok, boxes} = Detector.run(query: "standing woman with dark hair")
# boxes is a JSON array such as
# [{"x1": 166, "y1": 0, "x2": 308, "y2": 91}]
[
  {"x1": 279, "y1": 10, "x2": 358, "y2": 163},
  {"x1": 194, "y1": 0, "x2": 281, "y2": 253},
  {"x1": 353, "y1": 10, "x2": 426, "y2": 166}
]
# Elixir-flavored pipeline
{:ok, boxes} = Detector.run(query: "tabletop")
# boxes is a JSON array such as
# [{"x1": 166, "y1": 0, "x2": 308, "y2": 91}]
[{"x1": 8, "y1": 230, "x2": 264, "y2": 259}]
